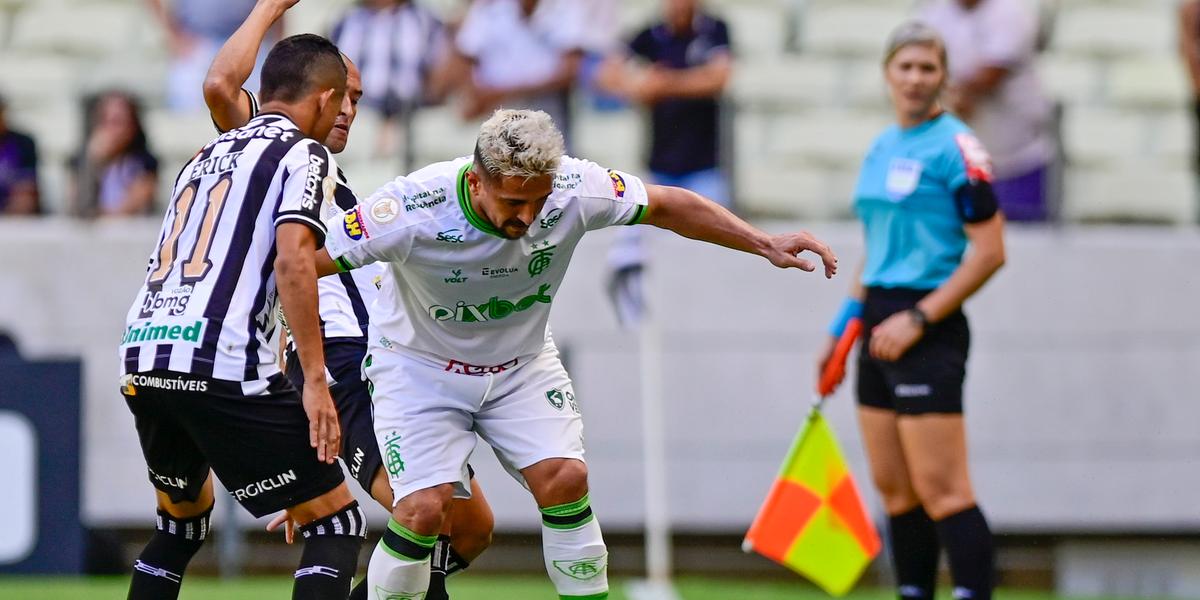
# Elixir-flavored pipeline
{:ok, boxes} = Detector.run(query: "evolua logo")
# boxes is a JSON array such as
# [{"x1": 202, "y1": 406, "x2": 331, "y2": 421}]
[{"x1": 428, "y1": 283, "x2": 553, "y2": 323}]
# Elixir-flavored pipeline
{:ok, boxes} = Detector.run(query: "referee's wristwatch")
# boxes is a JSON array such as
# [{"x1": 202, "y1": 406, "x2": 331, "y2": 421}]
[{"x1": 906, "y1": 307, "x2": 929, "y2": 330}]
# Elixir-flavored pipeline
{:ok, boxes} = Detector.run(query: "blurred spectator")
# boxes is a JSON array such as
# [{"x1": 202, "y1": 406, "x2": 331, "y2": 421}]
[
  {"x1": 332, "y1": 0, "x2": 451, "y2": 159},
  {"x1": 1180, "y1": 0, "x2": 1200, "y2": 221},
  {"x1": 0, "y1": 94, "x2": 41, "y2": 216},
  {"x1": 68, "y1": 92, "x2": 159, "y2": 219},
  {"x1": 596, "y1": 0, "x2": 733, "y2": 327},
  {"x1": 451, "y1": 0, "x2": 586, "y2": 146},
  {"x1": 920, "y1": 0, "x2": 1055, "y2": 222},
  {"x1": 147, "y1": 0, "x2": 273, "y2": 110}
]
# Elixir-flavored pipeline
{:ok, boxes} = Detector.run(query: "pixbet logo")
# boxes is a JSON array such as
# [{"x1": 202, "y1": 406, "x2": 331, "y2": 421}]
[{"x1": 427, "y1": 283, "x2": 553, "y2": 323}]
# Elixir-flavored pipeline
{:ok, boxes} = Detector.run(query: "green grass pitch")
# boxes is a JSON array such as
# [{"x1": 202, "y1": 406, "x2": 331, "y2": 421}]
[{"x1": 0, "y1": 576, "x2": 1166, "y2": 600}]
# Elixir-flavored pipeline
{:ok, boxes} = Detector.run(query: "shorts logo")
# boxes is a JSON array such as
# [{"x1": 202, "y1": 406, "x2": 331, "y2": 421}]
[
  {"x1": 344, "y1": 207, "x2": 368, "y2": 240},
  {"x1": 148, "y1": 466, "x2": 187, "y2": 490},
  {"x1": 122, "y1": 373, "x2": 209, "y2": 393},
  {"x1": 553, "y1": 555, "x2": 607, "y2": 581},
  {"x1": 446, "y1": 358, "x2": 519, "y2": 376},
  {"x1": 436, "y1": 228, "x2": 464, "y2": 243},
  {"x1": 348, "y1": 447, "x2": 366, "y2": 479},
  {"x1": 527, "y1": 242, "x2": 556, "y2": 277},
  {"x1": 546, "y1": 387, "x2": 578, "y2": 413},
  {"x1": 370, "y1": 197, "x2": 400, "y2": 224},
  {"x1": 894, "y1": 384, "x2": 932, "y2": 398},
  {"x1": 608, "y1": 170, "x2": 626, "y2": 198},
  {"x1": 540, "y1": 207, "x2": 563, "y2": 229},
  {"x1": 383, "y1": 432, "x2": 405, "y2": 476},
  {"x1": 231, "y1": 469, "x2": 297, "y2": 501}
]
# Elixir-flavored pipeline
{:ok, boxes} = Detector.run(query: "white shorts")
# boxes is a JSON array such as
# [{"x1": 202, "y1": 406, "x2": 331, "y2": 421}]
[{"x1": 364, "y1": 341, "x2": 585, "y2": 504}]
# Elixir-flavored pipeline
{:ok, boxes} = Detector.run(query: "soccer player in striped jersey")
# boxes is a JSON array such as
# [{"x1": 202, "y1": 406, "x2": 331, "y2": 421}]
[
  {"x1": 203, "y1": 2, "x2": 494, "y2": 598},
  {"x1": 315, "y1": 109, "x2": 839, "y2": 599},
  {"x1": 120, "y1": 34, "x2": 366, "y2": 600}
]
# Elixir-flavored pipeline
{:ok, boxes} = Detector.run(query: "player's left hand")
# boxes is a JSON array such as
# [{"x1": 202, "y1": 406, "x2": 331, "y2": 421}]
[
  {"x1": 869, "y1": 310, "x2": 923, "y2": 361},
  {"x1": 266, "y1": 511, "x2": 297, "y2": 544},
  {"x1": 302, "y1": 383, "x2": 341, "y2": 464},
  {"x1": 764, "y1": 232, "x2": 838, "y2": 278}
]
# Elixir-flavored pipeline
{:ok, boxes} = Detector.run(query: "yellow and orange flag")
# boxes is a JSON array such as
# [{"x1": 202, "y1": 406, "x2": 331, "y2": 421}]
[{"x1": 744, "y1": 319, "x2": 881, "y2": 596}]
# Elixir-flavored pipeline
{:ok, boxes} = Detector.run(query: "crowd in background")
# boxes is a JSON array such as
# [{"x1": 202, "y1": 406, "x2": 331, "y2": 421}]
[{"x1": 2, "y1": 0, "x2": 1194, "y2": 224}]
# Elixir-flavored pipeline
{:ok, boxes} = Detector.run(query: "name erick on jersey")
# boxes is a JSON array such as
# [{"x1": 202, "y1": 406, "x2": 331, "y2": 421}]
[
  {"x1": 120, "y1": 113, "x2": 335, "y2": 392},
  {"x1": 323, "y1": 156, "x2": 649, "y2": 366}
]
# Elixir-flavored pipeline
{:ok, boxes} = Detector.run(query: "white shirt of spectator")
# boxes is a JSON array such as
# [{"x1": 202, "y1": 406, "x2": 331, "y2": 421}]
[
  {"x1": 920, "y1": 0, "x2": 1054, "y2": 179},
  {"x1": 323, "y1": 156, "x2": 648, "y2": 367},
  {"x1": 455, "y1": 0, "x2": 585, "y2": 90}
]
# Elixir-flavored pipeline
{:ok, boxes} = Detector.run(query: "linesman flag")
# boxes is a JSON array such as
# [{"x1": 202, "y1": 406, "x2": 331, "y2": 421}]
[{"x1": 743, "y1": 319, "x2": 881, "y2": 596}]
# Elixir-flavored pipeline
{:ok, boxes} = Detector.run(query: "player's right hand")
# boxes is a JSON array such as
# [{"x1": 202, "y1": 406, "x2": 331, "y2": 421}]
[{"x1": 302, "y1": 383, "x2": 341, "y2": 464}]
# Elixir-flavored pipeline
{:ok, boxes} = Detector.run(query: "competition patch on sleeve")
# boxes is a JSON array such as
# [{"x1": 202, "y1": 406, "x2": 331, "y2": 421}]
[
  {"x1": 955, "y1": 133, "x2": 994, "y2": 183},
  {"x1": 370, "y1": 196, "x2": 400, "y2": 224},
  {"x1": 343, "y1": 206, "x2": 370, "y2": 240},
  {"x1": 608, "y1": 170, "x2": 627, "y2": 198}
]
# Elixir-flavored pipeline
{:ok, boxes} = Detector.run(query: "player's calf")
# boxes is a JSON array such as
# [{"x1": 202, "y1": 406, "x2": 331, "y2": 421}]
[
  {"x1": 293, "y1": 500, "x2": 368, "y2": 600},
  {"x1": 127, "y1": 507, "x2": 212, "y2": 600},
  {"x1": 367, "y1": 483, "x2": 456, "y2": 598},
  {"x1": 526, "y1": 460, "x2": 609, "y2": 599}
]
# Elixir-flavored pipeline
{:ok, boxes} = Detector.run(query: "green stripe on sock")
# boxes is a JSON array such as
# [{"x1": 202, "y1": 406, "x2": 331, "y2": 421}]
[
  {"x1": 540, "y1": 494, "x2": 590, "y2": 518},
  {"x1": 543, "y1": 513, "x2": 595, "y2": 530},
  {"x1": 377, "y1": 538, "x2": 426, "y2": 563},
  {"x1": 559, "y1": 593, "x2": 608, "y2": 599},
  {"x1": 386, "y1": 519, "x2": 438, "y2": 548}
]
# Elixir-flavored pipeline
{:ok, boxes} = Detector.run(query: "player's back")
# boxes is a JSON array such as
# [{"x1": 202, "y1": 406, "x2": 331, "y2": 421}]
[{"x1": 121, "y1": 112, "x2": 336, "y2": 390}]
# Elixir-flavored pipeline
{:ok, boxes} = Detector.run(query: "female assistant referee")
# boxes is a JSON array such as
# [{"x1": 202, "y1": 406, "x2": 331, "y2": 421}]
[{"x1": 819, "y1": 21, "x2": 1006, "y2": 600}]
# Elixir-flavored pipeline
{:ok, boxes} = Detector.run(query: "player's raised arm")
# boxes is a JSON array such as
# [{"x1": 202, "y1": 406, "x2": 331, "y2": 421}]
[
  {"x1": 639, "y1": 184, "x2": 839, "y2": 279},
  {"x1": 203, "y1": 0, "x2": 296, "y2": 132}
]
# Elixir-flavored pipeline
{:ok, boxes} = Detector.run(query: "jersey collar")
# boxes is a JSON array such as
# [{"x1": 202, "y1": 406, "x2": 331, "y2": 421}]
[{"x1": 456, "y1": 162, "x2": 506, "y2": 238}]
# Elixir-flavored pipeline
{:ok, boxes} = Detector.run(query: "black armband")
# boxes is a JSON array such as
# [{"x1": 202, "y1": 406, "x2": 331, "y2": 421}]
[{"x1": 954, "y1": 180, "x2": 999, "y2": 224}]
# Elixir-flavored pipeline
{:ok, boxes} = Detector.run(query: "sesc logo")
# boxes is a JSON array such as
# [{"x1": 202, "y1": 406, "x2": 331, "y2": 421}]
[
  {"x1": 428, "y1": 283, "x2": 553, "y2": 323},
  {"x1": 436, "y1": 228, "x2": 465, "y2": 244},
  {"x1": 540, "y1": 207, "x2": 564, "y2": 229}
]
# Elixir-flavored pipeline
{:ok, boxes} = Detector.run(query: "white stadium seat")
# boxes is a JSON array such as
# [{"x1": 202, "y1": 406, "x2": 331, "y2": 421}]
[
  {"x1": 409, "y1": 106, "x2": 483, "y2": 167},
  {"x1": 10, "y1": 2, "x2": 151, "y2": 56},
  {"x1": 1063, "y1": 167, "x2": 1194, "y2": 224},
  {"x1": 0, "y1": 55, "x2": 78, "y2": 108},
  {"x1": 1038, "y1": 56, "x2": 1102, "y2": 106},
  {"x1": 721, "y1": 4, "x2": 789, "y2": 58},
  {"x1": 764, "y1": 110, "x2": 889, "y2": 168},
  {"x1": 800, "y1": 5, "x2": 908, "y2": 57},
  {"x1": 1109, "y1": 57, "x2": 1189, "y2": 110},
  {"x1": 735, "y1": 161, "x2": 854, "y2": 219},
  {"x1": 731, "y1": 56, "x2": 839, "y2": 110},
  {"x1": 1062, "y1": 107, "x2": 1147, "y2": 167},
  {"x1": 573, "y1": 109, "x2": 644, "y2": 174},
  {"x1": 144, "y1": 109, "x2": 221, "y2": 167},
  {"x1": 1053, "y1": 5, "x2": 1172, "y2": 57}
]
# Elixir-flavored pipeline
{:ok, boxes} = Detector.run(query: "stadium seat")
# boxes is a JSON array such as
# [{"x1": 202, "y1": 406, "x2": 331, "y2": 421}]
[
  {"x1": 800, "y1": 4, "x2": 908, "y2": 57},
  {"x1": 573, "y1": 109, "x2": 644, "y2": 174},
  {"x1": 1109, "y1": 57, "x2": 1189, "y2": 110},
  {"x1": 1155, "y1": 108, "x2": 1191, "y2": 169},
  {"x1": 1039, "y1": 56, "x2": 1102, "y2": 106},
  {"x1": 11, "y1": 102, "x2": 81, "y2": 164},
  {"x1": 731, "y1": 56, "x2": 839, "y2": 110},
  {"x1": 144, "y1": 109, "x2": 221, "y2": 168},
  {"x1": 1052, "y1": 5, "x2": 1172, "y2": 58},
  {"x1": 1063, "y1": 167, "x2": 1194, "y2": 224},
  {"x1": 409, "y1": 106, "x2": 482, "y2": 167},
  {"x1": 764, "y1": 110, "x2": 888, "y2": 168},
  {"x1": 10, "y1": 2, "x2": 152, "y2": 56},
  {"x1": 1062, "y1": 107, "x2": 1146, "y2": 167},
  {"x1": 76, "y1": 54, "x2": 168, "y2": 105},
  {"x1": 735, "y1": 160, "x2": 853, "y2": 219},
  {"x1": 722, "y1": 4, "x2": 789, "y2": 58}
]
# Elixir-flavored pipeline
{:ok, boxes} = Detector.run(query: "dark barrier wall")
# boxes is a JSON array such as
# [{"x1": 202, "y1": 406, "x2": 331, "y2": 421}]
[{"x1": 0, "y1": 336, "x2": 84, "y2": 574}]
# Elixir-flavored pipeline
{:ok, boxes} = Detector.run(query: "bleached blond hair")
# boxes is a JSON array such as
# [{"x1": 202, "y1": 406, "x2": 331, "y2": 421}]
[{"x1": 473, "y1": 109, "x2": 564, "y2": 180}]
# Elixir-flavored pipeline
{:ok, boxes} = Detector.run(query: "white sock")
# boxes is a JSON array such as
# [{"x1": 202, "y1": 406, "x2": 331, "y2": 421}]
[
  {"x1": 540, "y1": 494, "x2": 609, "y2": 598},
  {"x1": 366, "y1": 519, "x2": 436, "y2": 599}
]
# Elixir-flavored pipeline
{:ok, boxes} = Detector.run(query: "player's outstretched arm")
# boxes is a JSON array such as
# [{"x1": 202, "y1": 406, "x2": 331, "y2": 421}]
[
  {"x1": 640, "y1": 184, "x2": 838, "y2": 279},
  {"x1": 277, "y1": 223, "x2": 341, "y2": 464},
  {"x1": 203, "y1": 0, "x2": 297, "y2": 132}
]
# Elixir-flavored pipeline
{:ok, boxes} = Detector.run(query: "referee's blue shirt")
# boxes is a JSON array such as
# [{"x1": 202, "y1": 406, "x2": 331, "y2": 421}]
[{"x1": 854, "y1": 113, "x2": 986, "y2": 290}]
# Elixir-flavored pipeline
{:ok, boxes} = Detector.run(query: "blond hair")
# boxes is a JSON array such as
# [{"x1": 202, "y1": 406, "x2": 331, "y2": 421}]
[
  {"x1": 883, "y1": 20, "x2": 948, "y2": 70},
  {"x1": 473, "y1": 109, "x2": 565, "y2": 180}
]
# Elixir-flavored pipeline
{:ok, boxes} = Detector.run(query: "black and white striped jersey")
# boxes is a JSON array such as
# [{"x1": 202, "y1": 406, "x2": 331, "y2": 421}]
[
  {"x1": 121, "y1": 112, "x2": 336, "y2": 394},
  {"x1": 233, "y1": 90, "x2": 381, "y2": 347}
]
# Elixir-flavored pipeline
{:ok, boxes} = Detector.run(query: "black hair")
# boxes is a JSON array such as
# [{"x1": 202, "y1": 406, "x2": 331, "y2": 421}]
[
  {"x1": 259, "y1": 34, "x2": 348, "y2": 104},
  {"x1": 81, "y1": 90, "x2": 150, "y2": 158}
]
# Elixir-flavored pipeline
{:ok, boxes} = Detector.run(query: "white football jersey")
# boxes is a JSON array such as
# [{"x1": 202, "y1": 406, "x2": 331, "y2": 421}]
[{"x1": 323, "y1": 156, "x2": 649, "y2": 366}]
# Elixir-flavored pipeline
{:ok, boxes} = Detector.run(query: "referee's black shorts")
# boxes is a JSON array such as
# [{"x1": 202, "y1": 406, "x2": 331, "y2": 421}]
[
  {"x1": 122, "y1": 370, "x2": 345, "y2": 517},
  {"x1": 856, "y1": 287, "x2": 970, "y2": 415}
]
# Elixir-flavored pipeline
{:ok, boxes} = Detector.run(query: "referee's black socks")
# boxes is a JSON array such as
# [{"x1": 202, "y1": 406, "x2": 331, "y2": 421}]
[
  {"x1": 293, "y1": 501, "x2": 367, "y2": 600},
  {"x1": 127, "y1": 507, "x2": 211, "y2": 600},
  {"x1": 888, "y1": 506, "x2": 940, "y2": 600},
  {"x1": 935, "y1": 505, "x2": 995, "y2": 600}
]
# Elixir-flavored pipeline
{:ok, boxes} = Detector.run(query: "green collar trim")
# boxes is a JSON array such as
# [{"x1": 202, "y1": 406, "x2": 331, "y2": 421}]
[{"x1": 456, "y1": 162, "x2": 505, "y2": 238}]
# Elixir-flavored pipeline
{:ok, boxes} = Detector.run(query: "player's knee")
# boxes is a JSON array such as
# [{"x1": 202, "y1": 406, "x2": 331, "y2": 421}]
[
  {"x1": 871, "y1": 471, "x2": 918, "y2": 509},
  {"x1": 394, "y1": 484, "x2": 455, "y2": 535},
  {"x1": 531, "y1": 459, "x2": 589, "y2": 507},
  {"x1": 911, "y1": 475, "x2": 974, "y2": 520},
  {"x1": 451, "y1": 510, "x2": 494, "y2": 560}
]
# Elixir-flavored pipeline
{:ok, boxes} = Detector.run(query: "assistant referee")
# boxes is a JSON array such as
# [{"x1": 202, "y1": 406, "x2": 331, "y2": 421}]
[{"x1": 820, "y1": 21, "x2": 1006, "y2": 600}]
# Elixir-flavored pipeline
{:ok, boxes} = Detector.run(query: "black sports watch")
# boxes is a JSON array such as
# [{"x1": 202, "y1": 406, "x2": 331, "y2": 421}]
[{"x1": 906, "y1": 307, "x2": 929, "y2": 330}]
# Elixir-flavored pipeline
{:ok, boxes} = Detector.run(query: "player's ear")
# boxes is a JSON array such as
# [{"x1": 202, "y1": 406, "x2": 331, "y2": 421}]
[{"x1": 317, "y1": 88, "x2": 337, "y2": 115}]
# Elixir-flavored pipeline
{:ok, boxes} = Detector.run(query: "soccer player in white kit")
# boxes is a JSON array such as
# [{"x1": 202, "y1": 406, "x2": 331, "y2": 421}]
[{"x1": 314, "y1": 109, "x2": 839, "y2": 599}]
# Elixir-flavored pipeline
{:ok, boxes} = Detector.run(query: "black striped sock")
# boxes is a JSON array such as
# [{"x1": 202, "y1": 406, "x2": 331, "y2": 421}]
[
  {"x1": 127, "y1": 508, "x2": 211, "y2": 600},
  {"x1": 293, "y1": 501, "x2": 366, "y2": 600}
]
